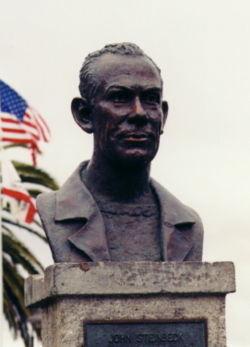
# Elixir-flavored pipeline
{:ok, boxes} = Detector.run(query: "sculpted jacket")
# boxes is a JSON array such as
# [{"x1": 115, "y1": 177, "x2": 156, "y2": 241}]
[{"x1": 37, "y1": 162, "x2": 203, "y2": 262}]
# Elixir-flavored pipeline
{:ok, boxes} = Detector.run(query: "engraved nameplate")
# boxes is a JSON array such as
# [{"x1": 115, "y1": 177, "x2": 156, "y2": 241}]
[{"x1": 85, "y1": 321, "x2": 206, "y2": 346}]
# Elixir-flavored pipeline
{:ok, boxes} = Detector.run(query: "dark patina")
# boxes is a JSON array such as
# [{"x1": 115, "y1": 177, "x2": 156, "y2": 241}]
[{"x1": 37, "y1": 43, "x2": 203, "y2": 262}]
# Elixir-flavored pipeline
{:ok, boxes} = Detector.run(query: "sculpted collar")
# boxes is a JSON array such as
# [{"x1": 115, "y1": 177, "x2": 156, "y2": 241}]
[{"x1": 54, "y1": 162, "x2": 196, "y2": 261}]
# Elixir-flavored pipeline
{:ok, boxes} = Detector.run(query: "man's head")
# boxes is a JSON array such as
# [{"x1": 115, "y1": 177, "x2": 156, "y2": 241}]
[
  {"x1": 72, "y1": 42, "x2": 168, "y2": 168},
  {"x1": 78, "y1": 43, "x2": 162, "y2": 107}
]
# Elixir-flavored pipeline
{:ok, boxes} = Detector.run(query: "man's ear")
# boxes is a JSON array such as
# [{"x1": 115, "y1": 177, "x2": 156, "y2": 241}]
[
  {"x1": 71, "y1": 97, "x2": 93, "y2": 134},
  {"x1": 161, "y1": 101, "x2": 168, "y2": 133}
]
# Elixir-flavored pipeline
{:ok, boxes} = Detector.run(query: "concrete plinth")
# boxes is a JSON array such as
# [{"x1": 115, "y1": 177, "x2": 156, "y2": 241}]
[{"x1": 25, "y1": 262, "x2": 235, "y2": 347}]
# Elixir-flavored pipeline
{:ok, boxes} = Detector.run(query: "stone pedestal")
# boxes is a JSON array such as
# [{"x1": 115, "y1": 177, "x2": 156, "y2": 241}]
[{"x1": 25, "y1": 262, "x2": 235, "y2": 347}]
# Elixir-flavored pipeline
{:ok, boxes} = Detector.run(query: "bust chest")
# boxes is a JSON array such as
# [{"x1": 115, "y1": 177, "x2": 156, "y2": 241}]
[{"x1": 96, "y1": 197, "x2": 162, "y2": 261}]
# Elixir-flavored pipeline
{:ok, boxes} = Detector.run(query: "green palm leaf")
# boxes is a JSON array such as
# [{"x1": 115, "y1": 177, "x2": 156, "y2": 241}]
[
  {"x1": 3, "y1": 256, "x2": 32, "y2": 347},
  {"x1": 3, "y1": 230, "x2": 43, "y2": 273},
  {"x1": 3, "y1": 215, "x2": 47, "y2": 243},
  {"x1": 3, "y1": 152, "x2": 59, "y2": 346},
  {"x1": 12, "y1": 160, "x2": 59, "y2": 194}
]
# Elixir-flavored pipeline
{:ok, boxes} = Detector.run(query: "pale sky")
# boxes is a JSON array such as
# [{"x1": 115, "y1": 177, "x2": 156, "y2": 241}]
[{"x1": 1, "y1": 1, "x2": 250, "y2": 346}]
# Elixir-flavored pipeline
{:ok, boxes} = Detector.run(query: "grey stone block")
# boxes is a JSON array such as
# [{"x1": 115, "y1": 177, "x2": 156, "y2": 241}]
[{"x1": 25, "y1": 262, "x2": 235, "y2": 347}]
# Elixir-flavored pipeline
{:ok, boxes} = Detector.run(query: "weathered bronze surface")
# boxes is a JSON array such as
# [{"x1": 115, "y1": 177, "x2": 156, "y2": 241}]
[
  {"x1": 85, "y1": 321, "x2": 206, "y2": 346},
  {"x1": 37, "y1": 43, "x2": 204, "y2": 262}
]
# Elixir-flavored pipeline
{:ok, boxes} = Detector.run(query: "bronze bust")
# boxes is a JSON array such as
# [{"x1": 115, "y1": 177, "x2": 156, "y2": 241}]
[{"x1": 37, "y1": 43, "x2": 203, "y2": 262}]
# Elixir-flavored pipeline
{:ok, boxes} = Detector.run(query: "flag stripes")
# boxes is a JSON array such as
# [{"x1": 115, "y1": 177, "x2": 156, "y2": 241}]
[
  {"x1": 0, "y1": 80, "x2": 51, "y2": 165},
  {"x1": 2, "y1": 187, "x2": 36, "y2": 223},
  {"x1": 1, "y1": 159, "x2": 37, "y2": 224}
]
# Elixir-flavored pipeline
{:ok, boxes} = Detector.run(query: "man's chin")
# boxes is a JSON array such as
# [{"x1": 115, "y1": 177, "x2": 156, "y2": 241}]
[{"x1": 108, "y1": 149, "x2": 157, "y2": 169}]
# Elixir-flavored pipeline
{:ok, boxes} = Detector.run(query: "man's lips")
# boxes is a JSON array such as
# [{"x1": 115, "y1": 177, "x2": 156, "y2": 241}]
[
  {"x1": 116, "y1": 132, "x2": 155, "y2": 141},
  {"x1": 124, "y1": 136, "x2": 149, "y2": 142}
]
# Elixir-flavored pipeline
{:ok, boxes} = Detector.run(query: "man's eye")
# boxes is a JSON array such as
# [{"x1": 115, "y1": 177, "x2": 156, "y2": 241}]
[
  {"x1": 109, "y1": 92, "x2": 130, "y2": 103},
  {"x1": 142, "y1": 93, "x2": 160, "y2": 105}
]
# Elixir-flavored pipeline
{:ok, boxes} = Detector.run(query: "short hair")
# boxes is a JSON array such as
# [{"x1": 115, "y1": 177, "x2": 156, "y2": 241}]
[{"x1": 79, "y1": 42, "x2": 161, "y2": 106}]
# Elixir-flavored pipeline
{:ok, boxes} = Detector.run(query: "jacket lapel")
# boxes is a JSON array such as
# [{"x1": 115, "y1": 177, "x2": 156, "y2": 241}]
[
  {"x1": 54, "y1": 162, "x2": 111, "y2": 261},
  {"x1": 67, "y1": 211, "x2": 111, "y2": 261},
  {"x1": 151, "y1": 179, "x2": 196, "y2": 261},
  {"x1": 54, "y1": 162, "x2": 196, "y2": 262}
]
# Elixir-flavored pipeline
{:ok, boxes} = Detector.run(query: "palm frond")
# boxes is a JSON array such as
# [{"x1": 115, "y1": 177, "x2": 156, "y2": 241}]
[
  {"x1": 3, "y1": 226, "x2": 44, "y2": 345},
  {"x1": 2, "y1": 148, "x2": 59, "y2": 345},
  {"x1": 2, "y1": 216, "x2": 47, "y2": 243},
  {"x1": 12, "y1": 160, "x2": 59, "y2": 193},
  {"x1": 3, "y1": 143, "x2": 30, "y2": 151},
  {"x1": 3, "y1": 231, "x2": 44, "y2": 273},
  {"x1": 3, "y1": 256, "x2": 33, "y2": 347}
]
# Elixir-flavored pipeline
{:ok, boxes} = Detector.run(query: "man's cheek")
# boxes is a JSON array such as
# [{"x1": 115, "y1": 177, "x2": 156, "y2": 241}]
[{"x1": 98, "y1": 126, "x2": 113, "y2": 150}]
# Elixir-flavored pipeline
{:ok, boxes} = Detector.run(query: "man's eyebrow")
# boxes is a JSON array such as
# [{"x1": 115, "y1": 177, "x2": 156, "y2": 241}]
[
  {"x1": 105, "y1": 86, "x2": 132, "y2": 92},
  {"x1": 142, "y1": 87, "x2": 162, "y2": 93},
  {"x1": 103, "y1": 86, "x2": 133, "y2": 97}
]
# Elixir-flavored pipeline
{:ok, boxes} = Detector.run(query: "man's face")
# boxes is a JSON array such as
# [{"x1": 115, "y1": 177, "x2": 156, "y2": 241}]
[{"x1": 91, "y1": 54, "x2": 167, "y2": 167}]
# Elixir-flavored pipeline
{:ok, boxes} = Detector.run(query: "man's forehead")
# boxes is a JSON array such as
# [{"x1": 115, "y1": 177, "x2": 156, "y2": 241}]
[{"x1": 95, "y1": 54, "x2": 162, "y2": 88}]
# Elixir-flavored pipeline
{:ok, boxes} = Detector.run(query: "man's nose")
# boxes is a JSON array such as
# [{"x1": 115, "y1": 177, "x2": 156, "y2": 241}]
[
  {"x1": 128, "y1": 97, "x2": 147, "y2": 124},
  {"x1": 133, "y1": 97, "x2": 146, "y2": 115}
]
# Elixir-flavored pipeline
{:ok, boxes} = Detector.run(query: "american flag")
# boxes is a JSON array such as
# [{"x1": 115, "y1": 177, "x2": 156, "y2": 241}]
[
  {"x1": 1, "y1": 158, "x2": 36, "y2": 223},
  {"x1": 0, "y1": 80, "x2": 50, "y2": 165},
  {"x1": 2, "y1": 187, "x2": 36, "y2": 223}
]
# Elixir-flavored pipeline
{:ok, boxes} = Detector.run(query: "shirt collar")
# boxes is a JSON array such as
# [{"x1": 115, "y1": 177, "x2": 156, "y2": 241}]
[{"x1": 55, "y1": 161, "x2": 196, "y2": 226}]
